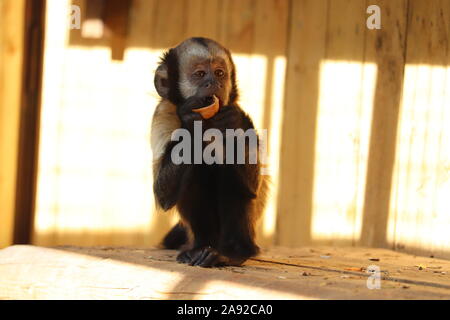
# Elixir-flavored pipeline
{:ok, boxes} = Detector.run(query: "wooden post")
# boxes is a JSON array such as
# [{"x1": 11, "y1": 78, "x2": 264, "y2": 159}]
[
  {"x1": 13, "y1": 0, "x2": 46, "y2": 244},
  {"x1": 0, "y1": 0, "x2": 26, "y2": 247}
]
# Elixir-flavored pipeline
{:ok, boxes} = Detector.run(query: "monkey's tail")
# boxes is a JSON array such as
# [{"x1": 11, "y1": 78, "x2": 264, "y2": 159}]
[{"x1": 161, "y1": 222, "x2": 188, "y2": 249}]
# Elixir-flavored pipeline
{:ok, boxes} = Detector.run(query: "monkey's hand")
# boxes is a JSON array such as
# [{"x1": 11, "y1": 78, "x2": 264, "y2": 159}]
[
  {"x1": 207, "y1": 105, "x2": 243, "y2": 131},
  {"x1": 177, "y1": 96, "x2": 204, "y2": 130},
  {"x1": 176, "y1": 247, "x2": 246, "y2": 267}
]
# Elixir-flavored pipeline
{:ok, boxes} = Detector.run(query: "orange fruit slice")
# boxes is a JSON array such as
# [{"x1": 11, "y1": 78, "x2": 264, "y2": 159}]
[{"x1": 192, "y1": 95, "x2": 220, "y2": 119}]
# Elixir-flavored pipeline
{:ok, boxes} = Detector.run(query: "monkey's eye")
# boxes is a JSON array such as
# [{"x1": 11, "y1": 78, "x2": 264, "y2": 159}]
[
  {"x1": 193, "y1": 70, "x2": 206, "y2": 78},
  {"x1": 215, "y1": 69, "x2": 225, "y2": 78}
]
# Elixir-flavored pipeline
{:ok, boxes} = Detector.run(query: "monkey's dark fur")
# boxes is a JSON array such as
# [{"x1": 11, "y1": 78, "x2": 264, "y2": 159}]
[{"x1": 151, "y1": 37, "x2": 268, "y2": 267}]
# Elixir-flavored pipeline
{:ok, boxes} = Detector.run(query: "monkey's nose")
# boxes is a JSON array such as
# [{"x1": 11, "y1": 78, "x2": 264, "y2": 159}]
[
  {"x1": 200, "y1": 80, "x2": 219, "y2": 96},
  {"x1": 203, "y1": 81, "x2": 221, "y2": 90}
]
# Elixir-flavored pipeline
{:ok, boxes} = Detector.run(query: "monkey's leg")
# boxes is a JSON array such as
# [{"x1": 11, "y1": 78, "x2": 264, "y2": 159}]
[
  {"x1": 181, "y1": 177, "x2": 259, "y2": 267},
  {"x1": 153, "y1": 141, "x2": 194, "y2": 211},
  {"x1": 175, "y1": 168, "x2": 221, "y2": 266},
  {"x1": 179, "y1": 221, "x2": 256, "y2": 267},
  {"x1": 180, "y1": 166, "x2": 259, "y2": 267},
  {"x1": 161, "y1": 222, "x2": 188, "y2": 249},
  {"x1": 176, "y1": 213, "x2": 223, "y2": 266},
  {"x1": 216, "y1": 166, "x2": 260, "y2": 265}
]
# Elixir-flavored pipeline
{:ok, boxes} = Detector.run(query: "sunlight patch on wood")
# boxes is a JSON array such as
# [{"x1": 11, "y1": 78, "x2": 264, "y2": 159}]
[
  {"x1": 311, "y1": 60, "x2": 377, "y2": 243},
  {"x1": 388, "y1": 64, "x2": 450, "y2": 254}
]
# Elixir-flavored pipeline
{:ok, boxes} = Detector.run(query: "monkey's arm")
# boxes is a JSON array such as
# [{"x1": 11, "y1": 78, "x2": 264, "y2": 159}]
[
  {"x1": 153, "y1": 141, "x2": 193, "y2": 211},
  {"x1": 152, "y1": 98, "x2": 203, "y2": 210},
  {"x1": 209, "y1": 105, "x2": 261, "y2": 198}
]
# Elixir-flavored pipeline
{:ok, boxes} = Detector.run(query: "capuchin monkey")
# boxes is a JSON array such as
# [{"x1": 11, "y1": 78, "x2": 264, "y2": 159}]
[{"x1": 151, "y1": 37, "x2": 268, "y2": 267}]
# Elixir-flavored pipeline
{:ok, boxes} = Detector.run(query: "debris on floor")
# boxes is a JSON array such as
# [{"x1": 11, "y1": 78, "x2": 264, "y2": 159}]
[{"x1": 1, "y1": 245, "x2": 450, "y2": 299}]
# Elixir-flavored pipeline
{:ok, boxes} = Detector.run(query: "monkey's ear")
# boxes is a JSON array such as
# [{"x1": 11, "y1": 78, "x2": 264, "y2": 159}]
[{"x1": 154, "y1": 64, "x2": 169, "y2": 99}]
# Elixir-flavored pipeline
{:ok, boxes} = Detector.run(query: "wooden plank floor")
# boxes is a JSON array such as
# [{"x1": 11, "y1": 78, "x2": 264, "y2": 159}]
[{"x1": 1, "y1": 245, "x2": 450, "y2": 299}]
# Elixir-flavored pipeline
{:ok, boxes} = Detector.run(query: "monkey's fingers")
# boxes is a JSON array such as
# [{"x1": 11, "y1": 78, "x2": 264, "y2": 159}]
[
  {"x1": 209, "y1": 107, "x2": 242, "y2": 129},
  {"x1": 189, "y1": 248, "x2": 211, "y2": 266},
  {"x1": 189, "y1": 247, "x2": 223, "y2": 267},
  {"x1": 199, "y1": 251, "x2": 225, "y2": 267},
  {"x1": 176, "y1": 250, "x2": 194, "y2": 264}
]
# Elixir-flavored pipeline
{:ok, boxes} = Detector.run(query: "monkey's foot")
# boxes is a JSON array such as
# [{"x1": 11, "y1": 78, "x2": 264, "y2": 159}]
[
  {"x1": 176, "y1": 247, "x2": 245, "y2": 268},
  {"x1": 176, "y1": 249, "x2": 195, "y2": 264}
]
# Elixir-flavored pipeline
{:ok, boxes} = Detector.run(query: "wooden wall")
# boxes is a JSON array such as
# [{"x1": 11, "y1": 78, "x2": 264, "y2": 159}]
[
  {"x1": 0, "y1": 0, "x2": 25, "y2": 247},
  {"x1": 278, "y1": 0, "x2": 409, "y2": 247},
  {"x1": 30, "y1": 0, "x2": 450, "y2": 258},
  {"x1": 277, "y1": 0, "x2": 450, "y2": 259},
  {"x1": 33, "y1": 0, "x2": 289, "y2": 247}
]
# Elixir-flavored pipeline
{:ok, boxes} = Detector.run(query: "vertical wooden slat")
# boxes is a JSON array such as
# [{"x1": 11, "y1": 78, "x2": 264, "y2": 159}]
[
  {"x1": 276, "y1": 0, "x2": 328, "y2": 246},
  {"x1": 219, "y1": 0, "x2": 255, "y2": 53},
  {"x1": 313, "y1": 0, "x2": 368, "y2": 246},
  {"x1": 13, "y1": 0, "x2": 46, "y2": 244},
  {"x1": 326, "y1": 0, "x2": 367, "y2": 59},
  {"x1": 126, "y1": 0, "x2": 156, "y2": 47},
  {"x1": 149, "y1": 0, "x2": 188, "y2": 48},
  {"x1": 0, "y1": 0, "x2": 26, "y2": 247},
  {"x1": 359, "y1": 0, "x2": 408, "y2": 247},
  {"x1": 438, "y1": 0, "x2": 450, "y2": 258},
  {"x1": 389, "y1": 0, "x2": 450, "y2": 258},
  {"x1": 185, "y1": 0, "x2": 221, "y2": 39},
  {"x1": 251, "y1": 0, "x2": 289, "y2": 246}
]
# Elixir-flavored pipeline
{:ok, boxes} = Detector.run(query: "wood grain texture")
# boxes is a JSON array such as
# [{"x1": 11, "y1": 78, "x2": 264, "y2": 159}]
[
  {"x1": 276, "y1": 0, "x2": 328, "y2": 247},
  {"x1": 360, "y1": 0, "x2": 408, "y2": 247},
  {"x1": 388, "y1": 0, "x2": 450, "y2": 259},
  {"x1": 1, "y1": 245, "x2": 450, "y2": 299},
  {"x1": 0, "y1": 0, "x2": 25, "y2": 248},
  {"x1": 314, "y1": 0, "x2": 367, "y2": 246}
]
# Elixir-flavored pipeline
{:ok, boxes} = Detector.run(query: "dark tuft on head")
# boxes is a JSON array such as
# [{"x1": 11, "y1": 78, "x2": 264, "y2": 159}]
[
  {"x1": 223, "y1": 47, "x2": 239, "y2": 104},
  {"x1": 190, "y1": 37, "x2": 210, "y2": 48},
  {"x1": 161, "y1": 48, "x2": 184, "y2": 105}
]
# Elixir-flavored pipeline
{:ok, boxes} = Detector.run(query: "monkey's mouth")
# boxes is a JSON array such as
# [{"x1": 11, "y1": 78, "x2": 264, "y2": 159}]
[
  {"x1": 192, "y1": 95, "x2": 220, "y2": 119},
  {"x1": 213, "y1": 95, "x2": 224, "y2": 108},
  {"x1": 212, "y1": 95, "x2": 223, "y2": 108},
  {"x1": 194, "y1": 95, "x2": 220, "y2": 109}
]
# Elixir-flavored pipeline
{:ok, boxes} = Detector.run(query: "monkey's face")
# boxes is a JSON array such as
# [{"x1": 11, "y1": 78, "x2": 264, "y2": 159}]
[
  {"x1": 182, "y1": 56, "x2": 230, "y2": 106},
  {"x1": 154, "y1": 38, "x2": 237, "y2": 107}
]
